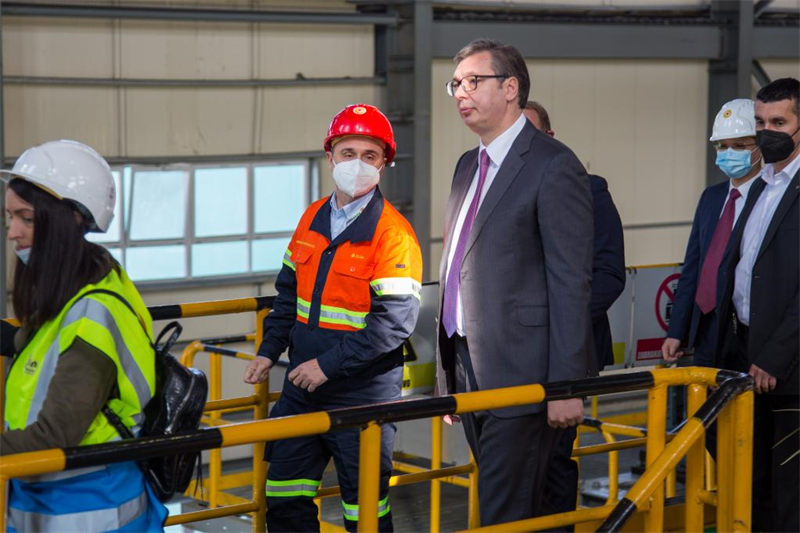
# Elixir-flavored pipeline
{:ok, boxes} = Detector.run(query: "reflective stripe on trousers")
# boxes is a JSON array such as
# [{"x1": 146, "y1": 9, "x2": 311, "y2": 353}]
[
  {"x1": 341, "y1": 495, "x2": 391, "y2": 522},
  {"x1": 266, "y1": 478, "x2": 321, "y2": 498}
]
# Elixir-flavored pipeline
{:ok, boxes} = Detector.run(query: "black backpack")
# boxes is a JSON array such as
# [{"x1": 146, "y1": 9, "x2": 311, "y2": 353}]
[{"x1": 76, "y1": 289, "x2": 208, "y2": 502}]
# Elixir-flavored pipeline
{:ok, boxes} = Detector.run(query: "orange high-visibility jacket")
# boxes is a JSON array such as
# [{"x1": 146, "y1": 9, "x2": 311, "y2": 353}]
[{"x1": 257, "y1": 188, "x2": 422, "y2": 387}]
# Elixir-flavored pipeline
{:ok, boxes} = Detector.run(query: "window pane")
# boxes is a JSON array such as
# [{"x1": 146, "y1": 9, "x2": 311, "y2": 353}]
[
  {"x1": 107, "y1": 247, "x2": 123, "y2": 264},
  {"x1": 194, "y1": 167, "x2": 247, "y2": 237},
  {"x1": 192, "y1": 241, "x2": 248, "y2": 277},
  {"x1": 254, "y1": 164, "x2": 306, "y2": 233},
  {"x1": 126, "y1": 245, "x2": 185, "y2": 281},
  {"x1": 86, "y1": 170, "x2": 122, "y2": 243},
  {"x1": 129, "y1": 170, "x2": 188, "y2": 240},
  {"x1": 252, "y1": 237, "x2": 291, "y2": 272}
]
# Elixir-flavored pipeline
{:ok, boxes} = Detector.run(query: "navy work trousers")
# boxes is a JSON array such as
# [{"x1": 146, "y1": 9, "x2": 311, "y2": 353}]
[{"x1": 264, "y1": 385, "x2": 396, "y2": 532}]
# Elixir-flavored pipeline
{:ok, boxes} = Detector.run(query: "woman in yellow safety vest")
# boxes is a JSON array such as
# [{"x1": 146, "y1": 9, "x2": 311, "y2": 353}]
[{"x1": 1, "y1": 140, "x2": 167, "y2": 532}]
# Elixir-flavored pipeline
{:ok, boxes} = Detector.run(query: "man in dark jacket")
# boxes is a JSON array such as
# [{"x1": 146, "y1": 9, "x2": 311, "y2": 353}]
[{"x1": 716, "y1": 77, "x2": 799, "y2": 532}]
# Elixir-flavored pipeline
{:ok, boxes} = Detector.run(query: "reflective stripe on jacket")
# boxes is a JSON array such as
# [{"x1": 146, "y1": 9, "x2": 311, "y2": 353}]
[{"x1": 258, "y1": 187, "x2": 423, "y2": 386}]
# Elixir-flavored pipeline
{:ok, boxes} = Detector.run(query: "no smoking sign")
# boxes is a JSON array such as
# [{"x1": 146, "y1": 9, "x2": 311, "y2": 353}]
[{"x1": 655, "y1": 273, "x2": 681, "y2": 332}]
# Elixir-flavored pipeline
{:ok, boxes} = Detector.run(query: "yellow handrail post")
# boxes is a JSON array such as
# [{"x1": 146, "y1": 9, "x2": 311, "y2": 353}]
[
  {"x1": 644, "y1": 383, "x2": 667, "y2": 532},
  {"x1": 467, "y1": 452, "x2": 479, "y2": 528},
  {"x1": 357, "y1": 421, "x2": 381, "y2": 532},
  {"x1": 731, "y1": 389, "x2": 753, "y2": 532},
  {"x1": 685, "y1": 383, "x2": 707, "y2": 532},
  {"x1": 430, "y1": 417, "x2": 442, "y2": 533},
  {"x1": 716, "y1": 402, "x2": 735, "y2": 532},
  {"x1": 600, "y1": 431, "x2": 619, "y2": 505},
  {"x1": 252, "y1": 307, "x2": 269, "y2": 533},
  {"x1": 209, "y1": 351, "x2": 222, "y2": 508},
  {"x1": 0, "y1": 476, "x2": 6, "y2": 532}
]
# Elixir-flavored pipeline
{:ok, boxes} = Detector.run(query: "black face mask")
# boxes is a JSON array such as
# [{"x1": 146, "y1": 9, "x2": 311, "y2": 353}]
[{"x1": 756, "y1": 127, "x2": 800, "y2": 164}]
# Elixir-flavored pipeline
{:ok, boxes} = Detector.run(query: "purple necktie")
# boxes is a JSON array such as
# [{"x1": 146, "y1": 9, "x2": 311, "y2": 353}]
[
  {"x1": 442, "y1": 149, "x2": 491, "y2": 337},
  {"x1": 695, "y1": 187, "x2": 741, "y2": 314}
]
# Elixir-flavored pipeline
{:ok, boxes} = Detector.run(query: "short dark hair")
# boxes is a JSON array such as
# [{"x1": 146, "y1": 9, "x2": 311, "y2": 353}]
[
  {"x1": 756, "y1": 77, "x2": 799, "y2": 117},
  {"x1": 10, "y1": 178, "x2": 116, "y2": 328},
  {"x1": 454, "y1": 38, "x2": 530, "y2": 109},
  {"x1": 525, "y1": 101, "x2": 551, "y2": 131}
]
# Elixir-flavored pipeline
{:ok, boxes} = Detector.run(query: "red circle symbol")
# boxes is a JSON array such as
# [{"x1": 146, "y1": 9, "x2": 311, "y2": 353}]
[{"x1": 655, "y1": 273, "x2": 681, "y2": 332}]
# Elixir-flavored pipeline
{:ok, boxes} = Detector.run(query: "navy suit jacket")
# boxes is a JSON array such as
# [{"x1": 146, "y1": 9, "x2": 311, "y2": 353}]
[
  {"x1": 589, "y1": 175, "x2": 626, "y2": 368},
  {"x1": 667, "y1": 180, "x2": 730, "y2": 365}
]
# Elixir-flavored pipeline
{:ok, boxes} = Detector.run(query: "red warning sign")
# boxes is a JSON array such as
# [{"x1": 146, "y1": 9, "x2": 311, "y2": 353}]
[{"x1": 655, "y1": 273, "x2": 681, "y2": 332}]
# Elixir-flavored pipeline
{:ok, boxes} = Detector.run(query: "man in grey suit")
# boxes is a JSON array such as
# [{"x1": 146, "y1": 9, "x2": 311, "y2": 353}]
[{"x1": 436, "y1": 38, "x2": 596, "y2": 525}]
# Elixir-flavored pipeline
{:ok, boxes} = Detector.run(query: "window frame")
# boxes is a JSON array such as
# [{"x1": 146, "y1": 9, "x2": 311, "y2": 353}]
[{"x1": 91, "y1": 158, "x2": 317, "y2": 289}]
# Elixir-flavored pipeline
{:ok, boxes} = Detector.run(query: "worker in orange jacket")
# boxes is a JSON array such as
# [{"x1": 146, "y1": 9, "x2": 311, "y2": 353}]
[{"x1": 243, "y1": 104, "x2": 423, "y2": 532}]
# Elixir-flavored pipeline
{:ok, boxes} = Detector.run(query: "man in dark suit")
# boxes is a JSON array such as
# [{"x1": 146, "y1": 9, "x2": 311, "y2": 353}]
[
  {"x1": 717, "y1": 77, "x2": 799, "y2": 532},
  {"x1": 523, "y1": 100, "x2": 626, "y2": 520},
  {"x1": 662, "y1": 99, "x2": 762, "y2": 367},
  {"x1": 436, "y1": 38, "x2": 596, "y2": 525}
]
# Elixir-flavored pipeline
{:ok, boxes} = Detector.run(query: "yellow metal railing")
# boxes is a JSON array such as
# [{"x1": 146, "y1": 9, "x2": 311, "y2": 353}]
[
  {"x1": 0, "y1": 364, "x2": 753, "y2": 532},
  {"x1": 2, "y1": 295, "x2": 752, "y2": 532}
]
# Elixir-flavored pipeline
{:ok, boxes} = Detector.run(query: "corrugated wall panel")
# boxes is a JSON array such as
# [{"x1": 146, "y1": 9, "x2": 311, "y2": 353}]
[{"x1": 430, "y1": 58, "x2": 709, "y2": 269}]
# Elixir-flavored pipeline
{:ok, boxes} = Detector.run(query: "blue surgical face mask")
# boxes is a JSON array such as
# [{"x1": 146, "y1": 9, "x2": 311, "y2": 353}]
[
  {"x1": 14, "y1": 247, "x2": 31, "y2": 265},
  {"x1": 715, "y1": 148, "x2": 757, "y2": 179}
]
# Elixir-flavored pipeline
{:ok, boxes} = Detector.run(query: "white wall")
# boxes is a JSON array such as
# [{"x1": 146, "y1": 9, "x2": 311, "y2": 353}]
[{"x1": 430, "y1": 58, "x2": 709, "y2": 270}]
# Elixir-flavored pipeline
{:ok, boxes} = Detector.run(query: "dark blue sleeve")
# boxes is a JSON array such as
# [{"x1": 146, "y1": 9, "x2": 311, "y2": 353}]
[
  {"x1": 1, "y1": 319, "x2": 20, "y2": 357},
  {"x1": 590, "y1": 176, "x2": 626, "y2": 319},
  {"x1": 256, "y1": 263, "x2": 297, "y2": 363},
  {"x1": 666, "y1": 189, "x2": 708, "y2": 342}
]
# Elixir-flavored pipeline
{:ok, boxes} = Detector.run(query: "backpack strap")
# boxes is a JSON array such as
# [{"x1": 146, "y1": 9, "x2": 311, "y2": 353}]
[{"x1": 68, "y1": 289, "x2": 179, "y2": 440}]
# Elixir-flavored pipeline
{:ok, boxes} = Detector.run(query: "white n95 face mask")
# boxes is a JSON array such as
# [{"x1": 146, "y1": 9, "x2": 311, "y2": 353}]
[{"x1": 332, "y1": 159, "x2": 381, "y2": 198}]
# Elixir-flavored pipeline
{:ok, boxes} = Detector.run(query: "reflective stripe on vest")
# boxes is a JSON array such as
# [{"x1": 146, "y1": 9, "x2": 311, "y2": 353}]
[
  {"x1": 341, "y1": 495, "x2": 391, "y2": 521},
  {"x1": 369, "y1": 277, "x2": 422, "y2": 300},
  {"x1": 27, "y1": 298, "x2": 150, "y2": 428},
  {"x1": 8, "y1": 488, "x2": 148, "y2": 532},
  {"x1": 266, "y1": 478, "x2": 321, "y2": 498}
]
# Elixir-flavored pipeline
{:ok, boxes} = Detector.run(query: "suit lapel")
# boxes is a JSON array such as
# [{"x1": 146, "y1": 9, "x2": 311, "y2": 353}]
[
  {"x1": 756, "y1": 171, "x2": 800, "y2": 261},
  {"x1": 465, "y1": 121, "x2": 535, "y2": 253}
]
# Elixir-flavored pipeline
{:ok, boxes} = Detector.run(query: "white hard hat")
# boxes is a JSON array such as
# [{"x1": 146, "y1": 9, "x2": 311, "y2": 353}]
[
  {"x1": 0, "y1": 140, "x2": 115, "y2": 232},
  {"x1": 709, "y1": 98, "x2": 756, "y2": 142}
]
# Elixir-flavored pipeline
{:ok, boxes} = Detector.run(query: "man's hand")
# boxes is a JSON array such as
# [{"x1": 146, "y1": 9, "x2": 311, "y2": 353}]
[
  {"x1": 748, "y1": 364, "x2": 777, "y2": 394},
  {"x1": 547, "y1": 398, "x2": 584, "y2": 428},
  {"x1": 442, "y1": 414, "x2": 461, "y2": 425},
  {"x1": 288, "y1": 359, "x2": 328, "y2": 392},
  {"x1": 661, "y1": 337, "x2": 684, "y2": 363},
  {"x1": 244, "y1": 356, "x2": 274, "y2": 384}
]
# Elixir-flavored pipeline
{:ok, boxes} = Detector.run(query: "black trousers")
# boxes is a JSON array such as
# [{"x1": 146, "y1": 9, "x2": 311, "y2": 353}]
[
  {"x1": 453, "y1": 335, "x2": 563, "y2": 526},
  {"x1": 543, "y1": 426, "x2": 579, "y2": 531},
  {"x1": 722, "y1": 323, "x2": 800, "y2": 532}
]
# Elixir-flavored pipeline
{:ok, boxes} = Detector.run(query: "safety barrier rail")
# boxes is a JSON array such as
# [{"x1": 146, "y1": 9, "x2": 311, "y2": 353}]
[
  {"x1": 179, "y1": 338, "x2": 480, "y2": 531},
  {"x1": 0, "y1": 366, "x2": 753, "y2": 532}
]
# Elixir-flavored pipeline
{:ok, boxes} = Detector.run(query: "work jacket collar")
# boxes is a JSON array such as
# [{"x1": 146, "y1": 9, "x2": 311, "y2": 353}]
[{"x1": 309, "y1": 186, "x2": 385, "y2": 246}]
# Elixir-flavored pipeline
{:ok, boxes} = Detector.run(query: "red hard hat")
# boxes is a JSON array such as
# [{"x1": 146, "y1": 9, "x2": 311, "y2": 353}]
[{"x1": 324, "y1": 104, "x2": 396, "y2": 163}]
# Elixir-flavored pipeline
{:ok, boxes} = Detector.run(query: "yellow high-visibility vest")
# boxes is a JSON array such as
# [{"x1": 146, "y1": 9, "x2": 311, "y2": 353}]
[{"x1": 5, "y1": 267, "x2": 156, "y2": 446}]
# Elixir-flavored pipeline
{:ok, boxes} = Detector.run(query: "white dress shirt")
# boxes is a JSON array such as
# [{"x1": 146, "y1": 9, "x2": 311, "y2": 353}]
[
  {"x1": 733, "y1": 153, "x2": 800, "y2": 325},
  {"x1": 723, "y1": 175, "x2": 757, "y2": 225},
  {"x1": 445, "y1": 112, "x2": 527, "y2": 336}
]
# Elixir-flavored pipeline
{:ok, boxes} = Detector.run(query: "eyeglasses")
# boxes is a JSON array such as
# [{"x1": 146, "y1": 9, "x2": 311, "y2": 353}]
[
  {"x1": 713, "y1": 141, "x2": 757, "y2": 152},
  {"x1": 446, "y1": 74, "x2": 509, "y2": 96}
]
